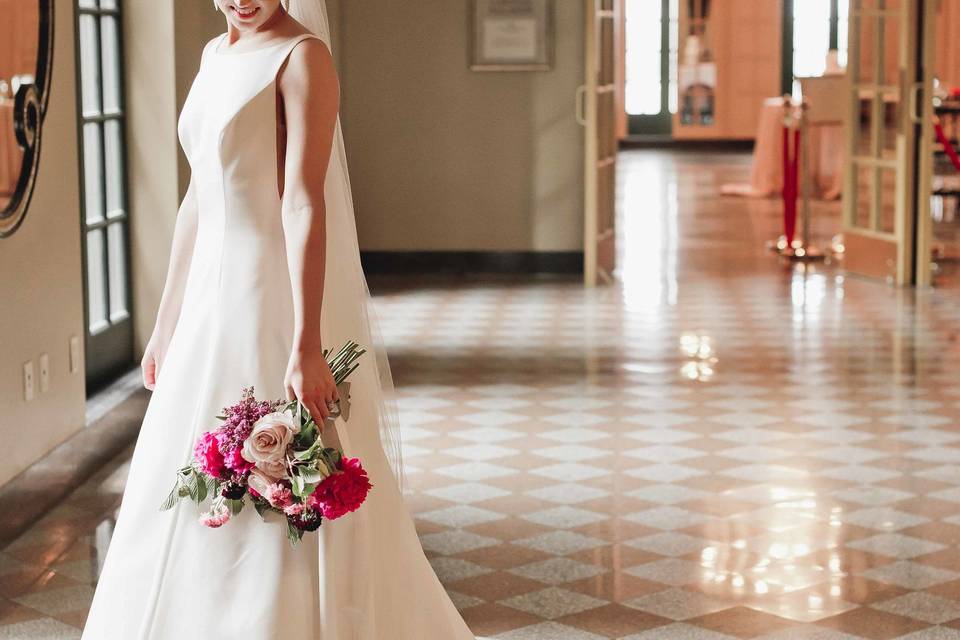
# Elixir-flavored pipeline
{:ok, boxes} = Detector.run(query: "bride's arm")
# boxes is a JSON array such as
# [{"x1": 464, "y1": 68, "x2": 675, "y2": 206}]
[
  {"x1": 141, "y1": 177, "x2": 199, "y2": 390},
  {"x1": 278, "y1": 39, "x2": 341, "y2": 422}
]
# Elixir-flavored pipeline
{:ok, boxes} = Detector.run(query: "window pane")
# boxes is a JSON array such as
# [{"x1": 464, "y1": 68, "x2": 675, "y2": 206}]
[
  {"x1": 793, "y1": 0, "x2": 832, "y2": 78},
  {"x1": 101, "y1": 0, "x2": 119, "y2": 8},
  {"x1": 79, "y1": 14, "x2": 101, "y2": 117},
  {"x1": 83, "y1": 122, "x2": 105, "y2": 224},
  {"x1": 104, "y1": 119, "x2": 125, "y2": 217},
  {"x1": 668, "y1": 0, "x2": 679, "y2": 113},
  {"x1": 79, "y1": 0, "x2": 98, "y2": 7},
  {"x1": 100, "y1": 15, "x2": 122, "y2": 113},
  {"x1": 86, "y1": 229, "x2": 109, "y2": 334},
  {"x1": 837, "y1": 0, "x2": 850, "y2": 68},
  {"x1": 107, "y1": 222, "x2": 129, "y2": 321},
  {"x1": 625, "y1": 0, "x2": 664, "y2": 115}
]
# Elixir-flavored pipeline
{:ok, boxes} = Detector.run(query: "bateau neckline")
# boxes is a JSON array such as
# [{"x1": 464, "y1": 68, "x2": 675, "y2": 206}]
[{"x1": 212, "y1": 33, "x2": 314, "y2": 56}]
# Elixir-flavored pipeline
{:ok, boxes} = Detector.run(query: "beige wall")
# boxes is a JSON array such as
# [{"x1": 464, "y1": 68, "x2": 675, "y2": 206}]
[
  {"x1": 337, "y1": 0, "x2": 584, "y2": 252},
  {"x1": 127, "y1": 4, "x2": 223, "y2": 352},
  {"x1": 0, "y1": 0, "x2": 86, "y2": 486}
]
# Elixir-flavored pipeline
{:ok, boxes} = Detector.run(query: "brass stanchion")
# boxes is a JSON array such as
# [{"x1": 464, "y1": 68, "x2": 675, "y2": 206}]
[{"x1": 768, "y1": 98, "x2": 826, "y2": 261}]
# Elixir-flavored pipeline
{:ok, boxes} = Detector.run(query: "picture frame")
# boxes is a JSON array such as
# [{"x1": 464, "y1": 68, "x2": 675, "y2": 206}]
[{"x1": 470, "y1": 0, "x2": 554, "y2": 72}]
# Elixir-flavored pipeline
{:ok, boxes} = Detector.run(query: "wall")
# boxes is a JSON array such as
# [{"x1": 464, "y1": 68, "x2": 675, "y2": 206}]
[
  {"x1": 0, "y1": 0, "x2": 86, "y2": 486},
  {"x1": 337, "y1": 0, "x2": 584, "y2": 252},
  {"x1": 126, "y1": 3, "x2": 223, "y2": 353}
]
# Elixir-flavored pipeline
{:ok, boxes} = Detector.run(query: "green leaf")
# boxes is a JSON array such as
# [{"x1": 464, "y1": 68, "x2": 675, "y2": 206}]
[
  {"x1": 300, "y1": 470, "x2": 325, "y2": 484},
  {"x1": 225, "y1": 498, "x2": 245, "y2": 515},
  {"x1": 195, "y1": 475, "x2": 208, "y2": 504},
  {"x1": 159, "y1": 484, "x2": 180, "y2": 511},
  {"x1": 291, "y1": 473, "x2": 306, "y2": 497},
  {"x1": 286, "y1": 521, "x2": 303, "y2": 545}
]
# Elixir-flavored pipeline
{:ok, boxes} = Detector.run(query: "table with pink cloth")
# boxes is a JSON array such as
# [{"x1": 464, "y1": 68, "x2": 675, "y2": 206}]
[{"x1": 721, "y1": 96, "x2": 843, "y2": 200}]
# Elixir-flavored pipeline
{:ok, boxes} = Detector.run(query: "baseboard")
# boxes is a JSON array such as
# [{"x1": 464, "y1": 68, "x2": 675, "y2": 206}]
[
  {"x1": 619, "y1": 136, "x2": 755, "y2": 152},
  {"x1": 360, "y1": 251, "x2": 584, "y2": 275}
]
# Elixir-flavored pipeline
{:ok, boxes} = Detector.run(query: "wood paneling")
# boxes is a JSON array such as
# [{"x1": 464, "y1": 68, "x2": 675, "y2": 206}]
[
  {"x1": 936, "y1": 0, "x2": 960, "y2": 88},
  {"x1": 673, "y1": 0, "x2": 782, "y2": 140}
]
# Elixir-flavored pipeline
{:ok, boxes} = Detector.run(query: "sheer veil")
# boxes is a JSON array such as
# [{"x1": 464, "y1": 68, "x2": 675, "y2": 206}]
[{"x1": 285, "y1": 0, "x2": 406, "y2": 491}]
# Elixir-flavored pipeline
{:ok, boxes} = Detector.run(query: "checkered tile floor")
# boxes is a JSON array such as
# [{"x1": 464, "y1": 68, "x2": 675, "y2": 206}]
[{"x1": 3, "y1": 149, "x2": 960, "y2": 639}]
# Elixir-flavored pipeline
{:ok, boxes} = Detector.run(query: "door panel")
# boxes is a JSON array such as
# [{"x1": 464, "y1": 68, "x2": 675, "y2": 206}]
[
  {"x1": 842, "y1": 0, "x2": 918, "y2": 284},
  {"x1": 584, "y1": 0, "x2": 619, "y2": 286}
]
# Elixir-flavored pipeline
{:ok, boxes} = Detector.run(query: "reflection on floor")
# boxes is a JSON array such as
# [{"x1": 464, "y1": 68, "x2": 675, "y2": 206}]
[{"x1": 4, "y1": 149, "x2": 960, "y2": 639}]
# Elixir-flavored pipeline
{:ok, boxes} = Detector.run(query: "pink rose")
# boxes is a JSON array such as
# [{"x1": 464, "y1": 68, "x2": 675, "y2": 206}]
[
  {"x1": 194, "y1": 431, "x2": 225, "y2": 478},
  {"x1": 241, "y1": 412, "x2": 299, "y2": 477},
  {"x1": 247, "y1": 468, "x2": 281, "y2": 498},
  {"x1": 307, "y1": 457, "x2": 372, "y2": 521}
]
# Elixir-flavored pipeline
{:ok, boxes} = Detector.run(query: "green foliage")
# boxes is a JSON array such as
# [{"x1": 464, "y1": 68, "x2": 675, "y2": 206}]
[
  {"x1": 225, "y1": 499, "x2": 245, "y2": 516},
  {"x1": 286, "y1": 521, "x2": 304, "y2": 545}
]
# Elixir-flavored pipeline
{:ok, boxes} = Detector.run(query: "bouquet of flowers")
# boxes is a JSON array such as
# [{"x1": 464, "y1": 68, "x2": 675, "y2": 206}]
[{"x1": 161, "y1": 341, "x2": 373, "y2": 544}]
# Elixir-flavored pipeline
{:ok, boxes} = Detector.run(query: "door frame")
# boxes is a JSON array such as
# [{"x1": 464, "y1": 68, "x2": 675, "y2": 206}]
[{"x1": 75, "y1": 0, "x2": 135, "y2": 390}]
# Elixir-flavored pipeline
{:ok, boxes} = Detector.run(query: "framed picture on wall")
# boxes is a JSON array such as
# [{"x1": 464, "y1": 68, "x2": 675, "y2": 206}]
[{"x1": 470, "y1": 0, "x2": 554, "y2": 71}]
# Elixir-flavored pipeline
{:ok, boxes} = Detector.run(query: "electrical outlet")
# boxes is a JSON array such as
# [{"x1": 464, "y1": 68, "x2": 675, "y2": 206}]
[
  {"x1": 39, "y1": 353, "x2": 50, "y2": 393},
  {"x1": 23, "y1": 361, "x2": 35, "y2": 401},
  {"x1": 69, "y1": 336, "x2": 81, "y2": 374}
]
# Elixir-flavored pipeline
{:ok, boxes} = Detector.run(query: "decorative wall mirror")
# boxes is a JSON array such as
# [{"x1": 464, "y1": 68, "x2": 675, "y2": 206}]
[{"x1": 0, "y1": 0, "x2": 54, "y2": 238}]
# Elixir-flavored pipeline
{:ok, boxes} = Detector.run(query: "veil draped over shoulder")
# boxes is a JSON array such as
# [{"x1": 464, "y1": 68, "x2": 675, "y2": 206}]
[{"x1": 285, "y1": 0, "x2": 406, "y2": 491}]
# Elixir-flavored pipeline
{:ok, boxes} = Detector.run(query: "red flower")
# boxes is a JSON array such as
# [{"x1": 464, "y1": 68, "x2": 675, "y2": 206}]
[
  {"x1": 193, "y1": 431, "x2": 225, "y2": 478},
  {"x1": 307, "y1": 457, "x2": 372, "y2": 521}
]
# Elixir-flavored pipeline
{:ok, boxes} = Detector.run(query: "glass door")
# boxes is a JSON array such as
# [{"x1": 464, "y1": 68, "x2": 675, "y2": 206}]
[
  {"x1": 76, "y1": 0, "x2": 134, "y2": 389},
  {"x1": 625, "y1": 0, "x2": 677, "y2": 135},
  {"x1": 841, "y1": 0, "x2": 924, "y2": 284}
]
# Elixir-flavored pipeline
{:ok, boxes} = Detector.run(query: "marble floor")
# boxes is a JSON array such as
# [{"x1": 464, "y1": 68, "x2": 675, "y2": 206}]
[{"x1": 4, "y1": 149, "x2": 960, "y2": 639}]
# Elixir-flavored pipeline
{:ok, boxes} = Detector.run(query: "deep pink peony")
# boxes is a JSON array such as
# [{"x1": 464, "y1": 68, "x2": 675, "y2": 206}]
[
  {"x1": 307, "y1": 457, "x2": 372, "y2": 521},
  {"x1": 194, "y1": 431, "x2": 225, "y2": 478}
]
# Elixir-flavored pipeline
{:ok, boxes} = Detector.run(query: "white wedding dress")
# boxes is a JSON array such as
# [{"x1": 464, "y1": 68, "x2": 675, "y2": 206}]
[{"x1": 81, "y1": 31, "x2": 475, "y2": 640}]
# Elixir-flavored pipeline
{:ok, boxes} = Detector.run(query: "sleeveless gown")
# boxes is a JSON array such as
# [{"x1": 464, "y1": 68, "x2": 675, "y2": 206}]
[{"x1": 82, "y1": 34, "x2": 475, "y2": 640}]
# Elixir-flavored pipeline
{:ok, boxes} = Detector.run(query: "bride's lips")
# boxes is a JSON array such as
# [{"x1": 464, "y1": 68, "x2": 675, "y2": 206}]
[{"x1": 230, "y1": 5, "x2": 261, "y2": 20}]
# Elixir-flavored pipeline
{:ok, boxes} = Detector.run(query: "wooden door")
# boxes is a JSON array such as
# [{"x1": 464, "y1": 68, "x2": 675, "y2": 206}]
[
  {"x1": 583, "y1": 0, "x2": 618, "y2": 286},
  {"x1": 841, "y1": 0, "x2": 923, "y2": 284}
]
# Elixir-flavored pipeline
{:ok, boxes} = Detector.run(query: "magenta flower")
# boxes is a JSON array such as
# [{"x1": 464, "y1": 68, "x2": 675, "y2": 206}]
[
  {"x1": 222, "y1": 446, "x2": 254, "y2": 474},
  {"x1": 193, "y1": 431, "x2": 225, "y2": 478},
  {"x1": 307, "y1": 457, "x2": 372, "y2": 521}
]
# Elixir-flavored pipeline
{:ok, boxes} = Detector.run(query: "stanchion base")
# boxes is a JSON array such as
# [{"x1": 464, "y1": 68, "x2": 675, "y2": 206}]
[{"x1": 766, "y1": 236, "x2": 826, "y2": 261}]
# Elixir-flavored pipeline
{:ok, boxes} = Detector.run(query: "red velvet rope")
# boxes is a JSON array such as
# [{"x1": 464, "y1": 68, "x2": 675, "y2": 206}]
[
  {"x1": 782, "y1": 124, "x2": 799, "y2": 245},
  {"x1": 935, "y1": 121, "x2": 960, "y2": 173}
]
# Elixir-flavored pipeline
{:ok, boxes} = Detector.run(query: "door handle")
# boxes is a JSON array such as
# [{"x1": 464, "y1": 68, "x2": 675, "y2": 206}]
[
  {"x1": 575, "y1": 85, "x2": 588, "y2": 126},
  {"x1": 908, "y1": 82, "x2": 923, "y2": 125}
]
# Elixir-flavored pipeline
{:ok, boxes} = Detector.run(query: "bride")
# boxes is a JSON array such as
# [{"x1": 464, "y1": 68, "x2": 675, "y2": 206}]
[{"x1": 81, "y1": 1, "x2": 475, "y2": 638}]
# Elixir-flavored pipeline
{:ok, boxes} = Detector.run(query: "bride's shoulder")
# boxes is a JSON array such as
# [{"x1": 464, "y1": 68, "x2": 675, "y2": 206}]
[{"x1": 201, "y1": 33, "x2": 227, "y2": 58}]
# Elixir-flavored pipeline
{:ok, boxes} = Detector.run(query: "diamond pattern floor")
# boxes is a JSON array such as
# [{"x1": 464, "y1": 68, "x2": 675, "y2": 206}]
[{"x1": 3, "y1": 149, "x2": 960, "y2": 639}]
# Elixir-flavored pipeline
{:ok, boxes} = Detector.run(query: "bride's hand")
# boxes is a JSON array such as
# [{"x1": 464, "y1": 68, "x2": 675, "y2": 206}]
[
  {"x1": 141, "y1": 329, "x2": 171, "y2": 391},
  {"x1": 285, "y1": 346, "x2": 339, "y2": 424}
]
